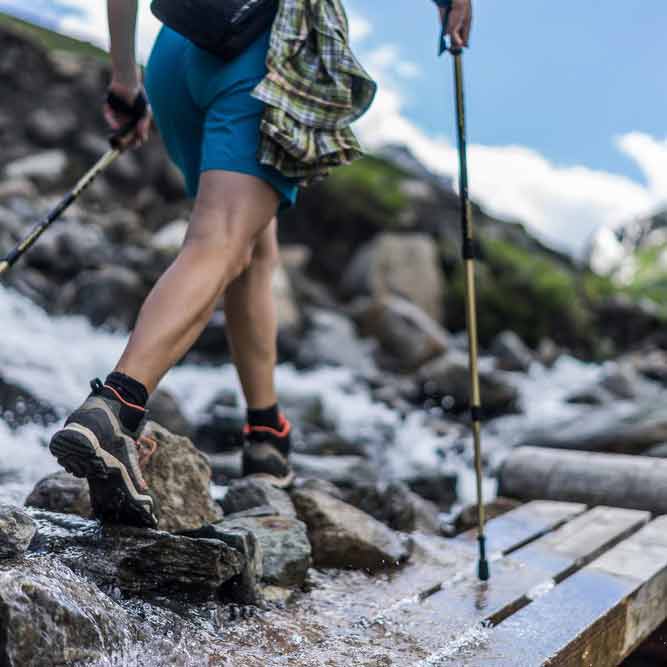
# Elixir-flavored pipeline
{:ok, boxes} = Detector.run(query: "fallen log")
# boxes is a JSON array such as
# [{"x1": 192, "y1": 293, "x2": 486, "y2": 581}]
[{"x1": 500, "y1": 447, "x2": 667, "y2": 515}]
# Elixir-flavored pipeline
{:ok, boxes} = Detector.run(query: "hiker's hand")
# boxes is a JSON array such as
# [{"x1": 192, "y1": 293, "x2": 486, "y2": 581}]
[
  {"x1": 104, "y1": 79, "x2": 152, "y2": 149},
  {"x1": 440, "y1": 0, "x2": 472, "y2": 49}
]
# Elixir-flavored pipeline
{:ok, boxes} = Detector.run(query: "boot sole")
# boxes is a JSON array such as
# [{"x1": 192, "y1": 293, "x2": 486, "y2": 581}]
[{"x1": 50, "y1": 424, "x2": 159, "y2": 529}]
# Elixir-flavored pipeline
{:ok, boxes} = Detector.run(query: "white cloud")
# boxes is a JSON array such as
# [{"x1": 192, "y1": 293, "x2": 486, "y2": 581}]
[
  {"x1": 355, "y1": 44, "x2": 667, "y2": 256},
  {"x1": 348, "y1": 10, "x2": 372, "y2": 43}
]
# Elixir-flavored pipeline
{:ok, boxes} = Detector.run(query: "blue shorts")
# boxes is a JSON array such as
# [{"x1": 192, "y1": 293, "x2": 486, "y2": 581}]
[{"x1": 144, "y1": 26, "x2": 299, "y2": 210}]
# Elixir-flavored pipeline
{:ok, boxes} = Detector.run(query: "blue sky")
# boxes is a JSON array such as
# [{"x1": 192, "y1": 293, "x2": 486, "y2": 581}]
[{"x1": 1, "y1": 0, "x2": 666, "y2": 256}]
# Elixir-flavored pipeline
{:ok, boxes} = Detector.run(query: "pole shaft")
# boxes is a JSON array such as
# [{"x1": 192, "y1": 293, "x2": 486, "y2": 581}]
[
  {"x1": 452, "y1": 51, "x2": 489, "y2": 580},
  {"x1": 0, "y1": 149, "x2": 120, "y2": 276}
]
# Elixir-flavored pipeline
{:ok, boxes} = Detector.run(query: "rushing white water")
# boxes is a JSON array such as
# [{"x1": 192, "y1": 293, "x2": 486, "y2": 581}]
[{"x1": 0, "y1": 282, "x2": 610, "y2": 508}]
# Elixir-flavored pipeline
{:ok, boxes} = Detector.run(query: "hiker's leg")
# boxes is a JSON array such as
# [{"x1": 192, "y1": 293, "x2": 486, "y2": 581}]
[
  {"x1": 114, "y1": 170, "x2": 279, "y2": 392},
  {"x1": 224, "y1": 218, "x2": 280, "y2": 410}
]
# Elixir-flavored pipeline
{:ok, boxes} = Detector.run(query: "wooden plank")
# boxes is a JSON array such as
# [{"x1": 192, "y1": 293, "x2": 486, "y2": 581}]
[
  {"x1": 500, "y1": 447, "x2": 667, "y2": 515},
  {"x1": 387, "y1": 507, "x2": 649, "y2": 662},
  {"x1": 456, "y1": 500, "x2": 588, "y2": 556},
  {"x1": 450, "y1": 516, "x2": 667, "y2": 667}
]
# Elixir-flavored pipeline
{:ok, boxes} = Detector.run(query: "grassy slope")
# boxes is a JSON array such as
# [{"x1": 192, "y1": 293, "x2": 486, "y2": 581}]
[{"x1": 0, "y1": 11, "x2": 108, "y2": 59}]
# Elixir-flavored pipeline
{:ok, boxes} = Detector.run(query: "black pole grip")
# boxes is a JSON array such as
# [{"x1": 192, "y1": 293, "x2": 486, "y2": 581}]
[{"x1": 107, "y1": 89, "x2": 148, "y2": 149}]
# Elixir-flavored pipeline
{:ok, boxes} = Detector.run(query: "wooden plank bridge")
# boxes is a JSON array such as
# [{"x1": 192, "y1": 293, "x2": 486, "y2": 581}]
[{"x1": 210, "y1": 500, "x2": 667, "y2": 666}]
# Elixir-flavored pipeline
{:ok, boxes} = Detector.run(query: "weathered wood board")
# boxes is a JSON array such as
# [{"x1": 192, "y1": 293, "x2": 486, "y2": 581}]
[{"x1": 450, "y1": 516, "x2": 667, "y2": 667}]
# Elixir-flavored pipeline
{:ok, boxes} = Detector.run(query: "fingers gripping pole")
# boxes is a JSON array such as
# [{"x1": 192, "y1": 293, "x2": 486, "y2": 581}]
[
  {"x1": 452, "y1": 50, "x2": 489, "y2": 582},
  {"x1": 0, "y1": 149, "x2": 121, "y2": 277}
]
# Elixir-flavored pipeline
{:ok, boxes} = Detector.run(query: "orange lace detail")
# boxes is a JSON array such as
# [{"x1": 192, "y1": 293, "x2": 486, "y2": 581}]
[{"x1": 135, "y1": 434, "x2": 159, "y2": 471}]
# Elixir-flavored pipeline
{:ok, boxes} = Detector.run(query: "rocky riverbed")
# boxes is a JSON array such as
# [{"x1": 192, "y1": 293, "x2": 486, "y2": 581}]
[{"x1": 2, "y1": 16, "x2": 667, "y2": 666}]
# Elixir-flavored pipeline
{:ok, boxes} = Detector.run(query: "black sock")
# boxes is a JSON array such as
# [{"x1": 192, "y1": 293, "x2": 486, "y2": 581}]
[
  {"x1": 105, "y1": 372, "x2": 149, "y2": 409},
  {"x1": 247, "y1": 403, "x2": 281, "y2": 431}
]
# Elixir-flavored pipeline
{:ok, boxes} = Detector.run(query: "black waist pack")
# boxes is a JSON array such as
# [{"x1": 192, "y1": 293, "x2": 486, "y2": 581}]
[{"x1": 150, "y1": 0, "x2": 279, "y2": 61}]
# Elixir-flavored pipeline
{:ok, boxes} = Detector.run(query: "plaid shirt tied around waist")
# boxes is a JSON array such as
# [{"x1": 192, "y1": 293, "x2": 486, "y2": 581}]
[{"x1": 251, "y1": 0, "x2": 378, "y2": 186}]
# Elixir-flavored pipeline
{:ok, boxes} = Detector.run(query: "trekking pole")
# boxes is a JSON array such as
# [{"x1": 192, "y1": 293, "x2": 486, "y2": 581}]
[
  {"x1": 0, "y1": 90, "x2": 148, "y2": 277},
  {"x1": 439, "y1": 6, "x2": 490, "y2": 582}
]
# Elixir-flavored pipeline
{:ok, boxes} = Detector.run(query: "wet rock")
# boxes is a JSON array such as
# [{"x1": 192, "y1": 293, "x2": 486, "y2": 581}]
[
  {"x1": 208, "y1": 451, "x2": 243, "y2": 484},
  {"x1": 177, "y1": 522, "x2": 263, "y2": 604},
  {"x1": 645, "y1": 443, "x2": 667, "y2": 458},
  {"x1": 292, "y1": 489, "x2": 410, "y2": 571},
  {"x1": 341, "y1": 233, "x2": 446, "y2": 322},
  {"x1": 291, "y1": 454, "x2": 377, "y2": 487},
  {"x1": 633, "y1": 348, "x2": 667, "y2": 385},
  {"x1": 223, "y1": 515, "x2": 311, "y2": 587},
  {"x1": 0, "y1": 505, "x2": 36, "y2": 558},
  {"x1": 221, "y1": 478, "x2": 296, "y2": 518},
  {"x1": 599, "y1": 364, "x2": 642, "y2": 400},
  {"x1": 443, "y1": 497, "x2": 520, "y2": 537},
  {"x1": 343, "y1": 481, "x2": 442, "y2": 534},
  {"x1": 400, "y1": 467, "x2": 458, "y2": 510},
  {"x1": 25, "y1": 471, "x2": 91, "y2": 518},
  {"x1": 97, "y1": 208, "x2": 149, "y2": 246},
  {"x1": 141, "y1": 422, "x2": 223, "y2": 532},
  {"x1": 491, "y1": 331, "x2": 533, "y2": 372},
  {"x1": 0, "y1": 373, "x2": 59, "y2": 429},
  {"x1": 417, "y1": 351, "x2": 520, "y2": 418},
  {"x1": 194, "y1": 395, "x2": 244, "y2": 453},
  {"x1": 29, "y1": 509, "x2": 243, "y2": 593},
  {"x1": 352, "y1": 296, "x2": 448, "y2": 372},
  {"x1": 537, "y1": 338, "x2": 561, "y2": 367},
  {"x1": 295, "y1": 430, "x2": 367, "y2": 458},
  {"x1": 146, "y1": 388, "x2": 194, "y2": 439},
  {"x1": 4, "y1": 150, "x2": 67, "y2": 186},
  {"x1": 56, "y1": 265, "x2": 147, "y2": 329},
  {"x1": 26, "y1": 108, "x2": 77, "y2": 146},
  {"x1": 0, "y1": 556, "x2": 145, "y2": 666},
  {"x1": 565, "y1": 386, "x2": 609, "y2": 406}
]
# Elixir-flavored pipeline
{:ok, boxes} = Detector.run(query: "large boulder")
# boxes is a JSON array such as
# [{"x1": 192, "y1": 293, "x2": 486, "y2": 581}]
[
  {"x1": 141, "y1": 422, "x2": 223, "y2": 532},
  {"x1": 341, "y1": 233, "x2": 446, "y2": 322},
  {"x1": 291, "y1": 489, "x2": 410, "y2": 571},
  {"x1": 0, "y1": 506, "x2": 36, "y2": 558},
  {"x1": 222, "y1": 515, "x2": 311, "y2": 588},
  {"x1": 352, "y1": 296, "x2": 449, "y2": 372}
]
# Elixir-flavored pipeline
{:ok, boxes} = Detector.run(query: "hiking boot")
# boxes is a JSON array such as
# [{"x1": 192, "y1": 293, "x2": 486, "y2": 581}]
[
  {"x1": 49, "y1": 378, "x2": 160, "y2": 528},
  {"x1": 241, "y1": 415, "x2": 295, "y2": 488}
]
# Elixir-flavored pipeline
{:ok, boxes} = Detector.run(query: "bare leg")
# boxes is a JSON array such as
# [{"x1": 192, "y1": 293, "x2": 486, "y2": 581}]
[
  {"x1": 224, "y1": 218, "x2": 280, "y2": 410},
  {"x1": 114, "y1": 171, "x2": 279, "y2": 392}
]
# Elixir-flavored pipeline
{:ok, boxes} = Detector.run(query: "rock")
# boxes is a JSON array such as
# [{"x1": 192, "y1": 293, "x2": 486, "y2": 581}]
[
  {"x1": 565, "y1": 386, "x2": 609, "y2": 406},
  {"x1": 25, "y1": 471, "x2": 91, "y2": 518},
  {"x1": 98, "y1": 208, "x2": 149, "y2": 246},
  {"x1": 343, "y1": 481, "x2": 442, "y2": 534},
  {"x1": 293, "y1": 478, "x2": 346, "y2": 501},
  {"x1": 4, "y1": 150, "x2": 67, "y2": 186},
  {"x1": 352, "y1": 296, "x2": 449, "y2": 372},
  {"x1": 26, "y1": 108, "x2": 77, "y2": 146},
  {"x1": 400, "y1": 467, "x2": 458, "y2": 510},
  {"x1": 296, "y1": 308, "x2": 378, "y2": 374},
  {"x1": 26, "y1": 220, "x2": 109, "y2": 278},
  {"x1": 57, "y1": 266, "x2": 147, "y2": 329},
  {"x1": 0, "y1": 373, "x2": 59, "y2": 429},
  {"x1": 194, "y1": 396, "x2": 244, "y2": 453},
  {"x1": 417, "y1": 352, "x2": 520, "y2": 418},
  {"x1": 0, "y1": 177, "x2": 37, "y2": 202},
  {"x1": 177, "y1": 523, "x2": 263, "y2": 604},
  {"x1": 341, "y1": 233, "x2": 446, "y2": 322},
  {"x1": 443, "y1": 497, "x2": 520, "y2": 536},
  {"x1": 222, "y1": 479, "x2": 296, "y2": 518},
  {"x1": 291, "y1": 454, "x2": 377, "y2": 487},
  {"x1": 141, "y1": 422, "x2": 223, "y2": 532},
  {"x1": 273, "y1": 262, "x2": 302, "y2": 332},
  {"x1": 645, "y1": 443, "x2": 667, "y2": 458},
  {"x1": 223, "y1": 516, "x2": 311, "y2": 587},
  {"x1": 0, "y1": 556, "x2": 145, "y2": 666},
  {"x1": 151, "y1": 218, "x2": 188, "y2": 254},
  {"x1": 491, "y1": 331, "x2": 533, "y2": 372},
  {"x1": 292, "y1": 489, "x2": 410, "y2": 571},
  {"x1": 537, "y1": 338, "x2": 561, "y2": 367},
  {"x1": 29, "y1": 509, "x2": 243, "y2": 593},
  {"x1": 295, "y1": 430, "x2": 367, "y2": 458},
  {"x1": 599, "y1": 364, "x2": 642, "y2": 400},
  {"x1": 633, "y1": 348, "x2": 667, "y2": 385},
  {"x1": 208, "y1": 451, "x2": 243, "y2": 484},
  {"x1": 146, "y1": 388, "x2": 194, "y2": 439},
  {"x1": 0, "y1": 505, "x2": 36, "y2": 558},
  {"x1": 188, "y1": 309, "x2": 231, "y2": 361}
]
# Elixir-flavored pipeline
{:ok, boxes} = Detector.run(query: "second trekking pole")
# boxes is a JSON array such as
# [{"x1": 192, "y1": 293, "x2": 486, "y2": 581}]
[{"x1": 449, "y1": 46, "x2": 490, "y2": 581}]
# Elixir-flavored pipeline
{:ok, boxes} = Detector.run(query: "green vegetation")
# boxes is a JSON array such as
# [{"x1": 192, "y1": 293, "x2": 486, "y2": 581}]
[
  {"x1": 326, "y1": 156, "x2": 410, "y2": 228},
  {"x1": 621, "y1": 244, "x2": 667, "y2": 312},
  {"x1": 0, "y1": 12, "x2": 108, "y2": 59}
]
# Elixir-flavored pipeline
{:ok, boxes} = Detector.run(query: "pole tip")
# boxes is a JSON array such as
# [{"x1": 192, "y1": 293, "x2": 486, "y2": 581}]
[{"x1": 478, "y1": 558, "x2": 490, "y2": 581}]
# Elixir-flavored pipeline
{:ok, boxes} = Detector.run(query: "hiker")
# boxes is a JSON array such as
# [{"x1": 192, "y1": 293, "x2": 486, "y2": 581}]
[{"x1": 49, "y1": 0, "x2": 473, "y2": 529}]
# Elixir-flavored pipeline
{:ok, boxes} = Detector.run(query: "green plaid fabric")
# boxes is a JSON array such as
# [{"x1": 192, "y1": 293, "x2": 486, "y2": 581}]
[{"x1": 252, "y1": 0, "x2": 377, "y2": 186}]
